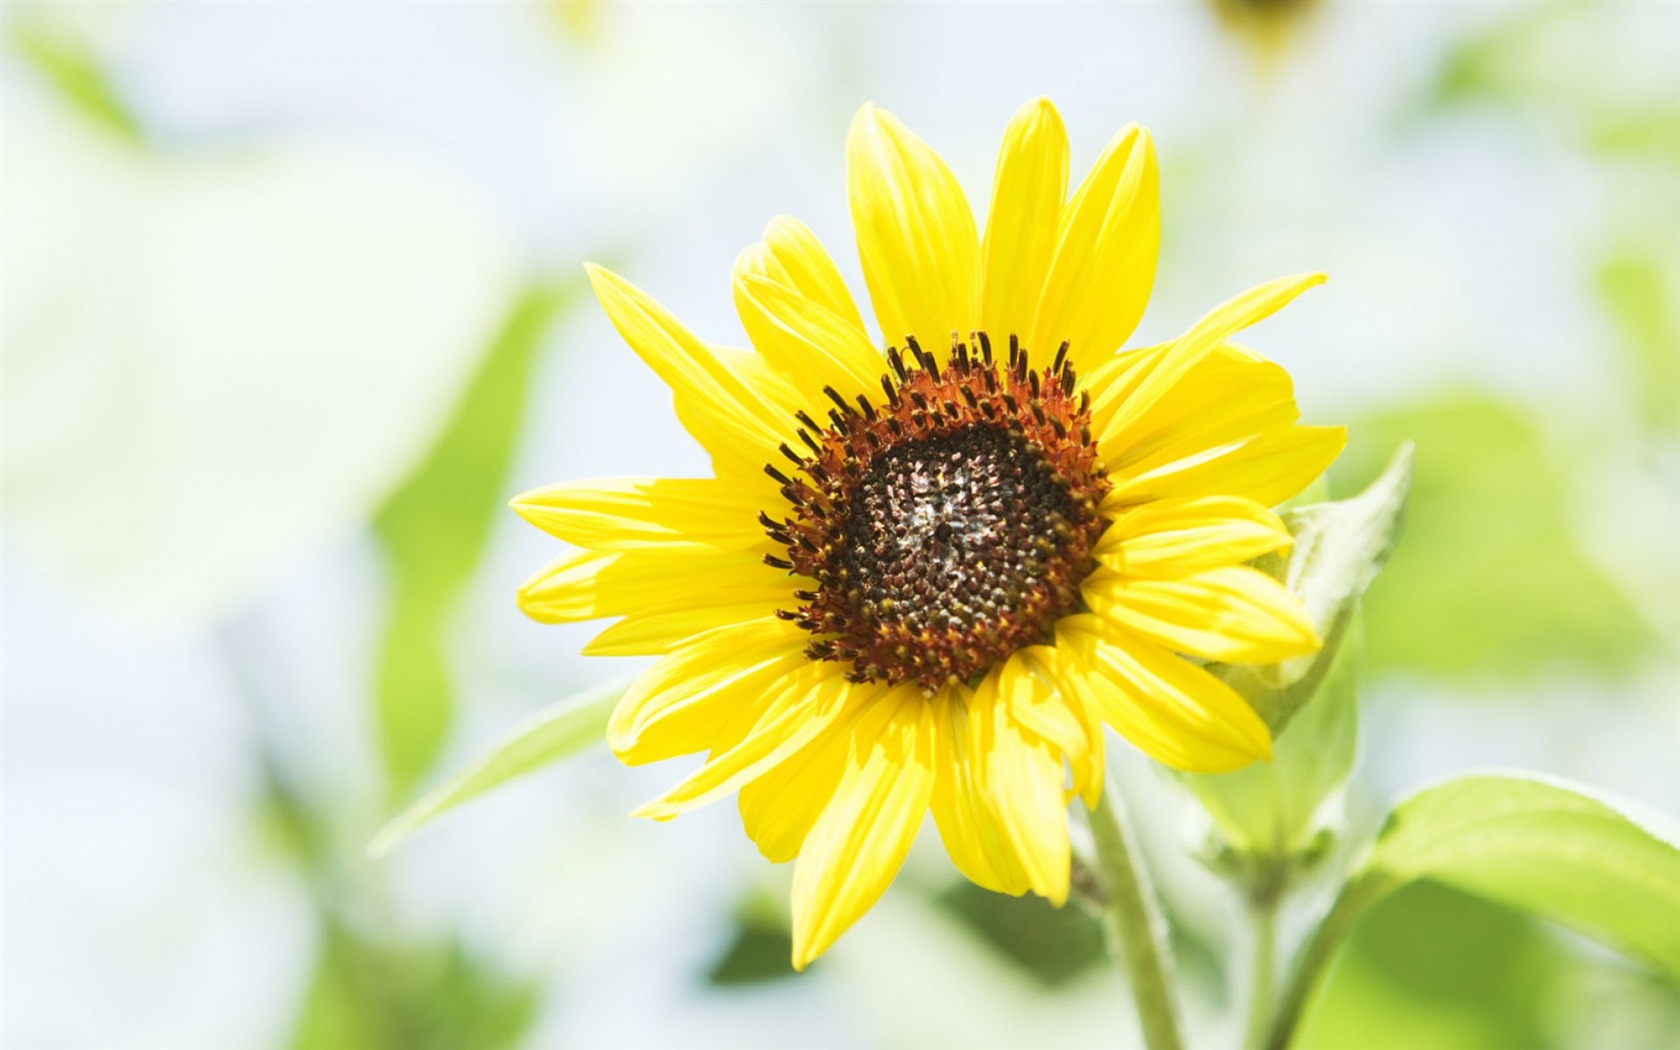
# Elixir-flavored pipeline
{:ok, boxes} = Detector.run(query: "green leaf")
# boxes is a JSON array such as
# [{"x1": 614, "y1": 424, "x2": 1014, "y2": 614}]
[
  {"x1": 291, "y1": 917, "x2": 537, "y2": 1050},
  {"x1": 1416, "y1": 3, "x2": 1680, "y2": 162},
  {"x1": 1215, "y1": 441, "x2": 1412, "y2": 736},
  {"x1": 1270, "y1": 773, "x2": 1680, "y2": 1048},
  {"x1": 371, "y1": 280, "x2": 581, "y2": 800},
  {"x1": 1598, "y1": 249, "x2": 1680, "y2": 436},
  {"x1": 934, "y1": 880, "x2": 1108, "y2": 988},
  {"x1": 705, "y1": 889, "x2": 799, "y2": 987},
  {"x1": 368, "y1": 677, "x2": 625, "y2": 858},
  {"x1": 1296, "y1": 883, "x2": 1565, "y2": 1050},
  {"x1": 1356, "y1": 774, "x2": 1680, "y2": 973},
  {"x1": 7, "y1": 18, "x2": 142, "y2": 144},
  {"x1": 1186, "y1": 446, "x2": 1408, "y2": 866},
  {"x1": 1339, "y1": 396, "x2": 1656, "y2": 681},
  {"x1": 1188, "y1": 628, "x2": 1361, "y2": 867}
]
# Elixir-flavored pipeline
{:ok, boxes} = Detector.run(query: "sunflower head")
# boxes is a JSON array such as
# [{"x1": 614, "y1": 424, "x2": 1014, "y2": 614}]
[
  {"x1": 767, "y1": 334, "x2": 1110, "y2": 691},
  {"x1": 512, "y1": 98, "x2": 1344, "y2": 969}
]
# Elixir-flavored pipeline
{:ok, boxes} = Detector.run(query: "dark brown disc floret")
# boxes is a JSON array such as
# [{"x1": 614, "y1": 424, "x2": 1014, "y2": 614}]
[{"x1": 760, "y1": 334, "x2": 1111, "y2": 692}]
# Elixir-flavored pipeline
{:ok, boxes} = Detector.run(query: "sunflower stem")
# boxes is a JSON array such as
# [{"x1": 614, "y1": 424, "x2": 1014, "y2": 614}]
[
  {"x1": 1086, "y1": 782, "x2": 1185, "y2": 1050},
  {"x1": 1262, "y1": 876, "x2": 1383, "y2": 1050},
  {"x1": 1242, "y1": 893, "x2": 1279, "y2": 1050}
]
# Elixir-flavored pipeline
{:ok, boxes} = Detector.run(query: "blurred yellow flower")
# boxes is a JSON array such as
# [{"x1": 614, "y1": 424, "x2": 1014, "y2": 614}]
[
  {"x1": 1210, "y1": 0, "x2": 1324, "y2": 65},
  {"x1": 512, "y1": 99, "x2": 1343, "y2": 967}
]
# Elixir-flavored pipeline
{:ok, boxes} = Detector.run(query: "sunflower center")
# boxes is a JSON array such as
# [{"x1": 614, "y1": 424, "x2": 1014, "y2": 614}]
[{"x1": 761, "y1": 334, "x2": 1110, "y2": 691}]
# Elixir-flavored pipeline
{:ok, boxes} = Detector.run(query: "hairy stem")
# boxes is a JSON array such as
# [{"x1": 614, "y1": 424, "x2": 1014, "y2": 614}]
[
  {"x1": 1085, "y1": 782, "x2": 1185, "y2": 1050},
  {"x1": 1242, "y1": 895, "x2": 1279, "y2": 1049},
  {"x1": 1264, "y1": 876, "x2": 1385, "y2": 1050}
]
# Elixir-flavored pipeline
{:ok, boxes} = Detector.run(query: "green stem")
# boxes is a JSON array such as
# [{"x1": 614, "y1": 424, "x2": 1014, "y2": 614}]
[
  {"x1": 1085, "y1": 782, "x2": 1185, "y2": 1050},
  {"x1": 1242, "y1": 896, "x2": 1278, "y2": 1050},
  {"x1": 1263, "y1": 877, "x2": 1385, "y2": 1050}
]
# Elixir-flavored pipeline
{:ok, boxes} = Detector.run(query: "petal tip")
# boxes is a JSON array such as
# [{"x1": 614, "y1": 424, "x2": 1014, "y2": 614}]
[
  {"x1": 628, "y1": 799, "x2": 678, "y2": 822},
  {"x1": 583, "y1": 261, "x2": 630, "y2": 302},
  {"x1": 506, "y1": 487, "x2": 552, "y2": 523},
  {"x1": 1020, "y1": 96, "x2": 1063, "y2": 124}
]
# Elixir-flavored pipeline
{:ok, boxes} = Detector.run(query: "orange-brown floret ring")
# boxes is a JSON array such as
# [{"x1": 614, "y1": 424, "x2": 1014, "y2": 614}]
[{"x1": 760, "y1": 333, "x2": 1112, "y2": 691}]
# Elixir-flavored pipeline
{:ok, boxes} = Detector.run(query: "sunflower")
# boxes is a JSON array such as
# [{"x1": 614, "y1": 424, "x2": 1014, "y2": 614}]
[{"x1": 513, "y1": 99, "x2": 1344, "y2": 968}]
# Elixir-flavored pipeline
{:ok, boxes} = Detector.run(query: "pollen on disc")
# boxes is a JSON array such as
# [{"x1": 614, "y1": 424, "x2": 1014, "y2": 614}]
[{"x1": 763, "y1": 336, "x2": 1109, "y2": 691}]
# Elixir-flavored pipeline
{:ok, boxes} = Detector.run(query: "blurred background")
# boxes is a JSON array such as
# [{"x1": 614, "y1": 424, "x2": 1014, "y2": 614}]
[{"x1": 3, "y1": 2, "x2": 1677, "y2": 1047}]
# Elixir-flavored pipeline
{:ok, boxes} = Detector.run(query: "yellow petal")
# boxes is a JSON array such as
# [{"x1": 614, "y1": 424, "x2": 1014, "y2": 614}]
[
  {"x1": 980, "y1": 680, "x2": 1072, "y2": 905},
  {"x1": 1055, "y1": 615, "x2": 1272, "y2": 773},
  {"x1": 739, "y1": 691, "x2": 896, "y2": 864},
  {"x1": 1098, "y1": 273, "x2": 1326, "y2": 457},
  {"x1": 585, "y1": 264, "x2": 796, "y2": 477},
  {"x1": 1104, "y1": 424, "x2": 1347, "y2": 508},
  {"x1": 930, "y1": 682, "x2": 1025, "y2": 895},
  {"x1": 742, "y1": 215, "x2": 866, "y2": 333},
  {"x1": 607, "y1": 617, "x2": 809, "y2": 763},
  {"x1": 1084, "y1": 565, "x2": 1319, "y2": 663},
  {"x1": 632, "y1": 663, "x2": 866, "y2": 821},
  {"x1": 509, "y1": 476, "x2": 767, "y2": 551},
  {"x1": 583, "y1": 601, "x2": 784, "y2": 656},
  {"x1": 998, "y1": 646, "x2": 1103, "y2": 806},
  {"x1": 980, "y1": 98, "x2": 1068, "y2": 343},
  {"x1": 1095, "y1": 495, "x2": 1292, "y2": 577},
  {"x1": 515, "y1": 546, "x2": 791, "y2": 624},
  {"x1": 1083, "y1": 340, "x2": 1172, "y2": 440},
  {"x1": 1098, "y1": 348, "x2": 1300, "y2": 476},
  {"x1": 732, "y1": 268, "x2": 885, "y2": 403},
  {"x1": 790, "y1": 686, "x2": 935, "y2": 969},
  {"x1": 1031, "y1": 125, "x2": 1158, "y2": 374},
  {"x1": 847, "y1": 104, "x2": 979, "y2": 355}
]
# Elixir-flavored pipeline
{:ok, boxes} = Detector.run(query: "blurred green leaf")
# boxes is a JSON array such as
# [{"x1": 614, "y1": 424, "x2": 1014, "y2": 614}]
[
  {"x1": 1274, "y1": 773, "x2": 1680, "y2": 1048},
  {"x1": 1298, "y1": 883, "x2": 1563, "y2": 1050},
  {"x1": 1598, "y1": 250, "x2": 1680, "y2": 435},
  {"x1": 372, "y1": 280, "x2": 580, "y2": 800},
  {"x1": 1338, "y1": 396, "x2": 1655, "y2": 681},
  {"x1": 370, "y1": 676, "x2": 624, "y2": 858},
  {"x1": 292, "y1": 918, "x2": 536, "y2": 1050},
  {"x1": 1586, "y1": 109, "x2": 1680, "y2": 161},
  {"x1": 1418, "y1": 3, "x2": 1680, "y2": 161},
  {"x1": 1425, "y1": 3, "x2": 1557, "y2": 111},
  {"x1": 7, "y1": 18, "x2": 141, "y2": 143},
  {"x1": 934, "y1": 881, "x2": 1107, "y2": 988},
  {"x1": 707, "y1": 922, "x2": 799, "y2": 987},
  {"x1": 706, "y1": 891, "x2": 799, "y2": 987}
]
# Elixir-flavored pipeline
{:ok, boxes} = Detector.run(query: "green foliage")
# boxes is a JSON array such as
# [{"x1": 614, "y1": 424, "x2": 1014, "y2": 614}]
[
  {"x1": 1187, "y1": 445, "x2": 1408, "y2": 866},
  {"x1": 1598, "y1": 250, "x2": 1680, "y2": 436},
  {"x1": 1299, "y1": 884, "x2": 1563, "y2": 1050},
  {"x1": 1273, "y1": 773, "x2": 1680, "y2": 1048},
  {"x1": 1420, "y1": 3, "x2": 1680, "y2": 162},
  {"x1": 370, "y1": 677, "x2": 624, "y2": 858},
  {"x1": 372, "y1": 281, "x2": 581, "y2": 800},
  {"x1": 1349, "y1": 774, "x2": 1680, "y2": 977},
  {"x1": 1190, "y1": 633, "x2": 1358, "y2": 873},
  {"x1": 291, "y1": 917, "x2": 536, "y2": 1050},
  {"x1": 1216, "y1": 442, "x2": 1411, "y2": 735},
  {"x1": 7, "y1": 18, "x2": 141, "y2": 144},
  {"x1": 934, "y1": 882, "x2": 1108, "y2": 988},
  {"x1": 705, "y1": 891, "x2": 800, "y2": 987},
  {"x1": 1337, "y1": 396, "x2": 1655, "y2": 680}
]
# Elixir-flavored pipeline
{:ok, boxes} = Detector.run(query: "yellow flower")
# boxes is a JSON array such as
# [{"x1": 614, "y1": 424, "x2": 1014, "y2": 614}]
[{"x1": 512, "y1": 99, "x2": 1344, "y2": 968}]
